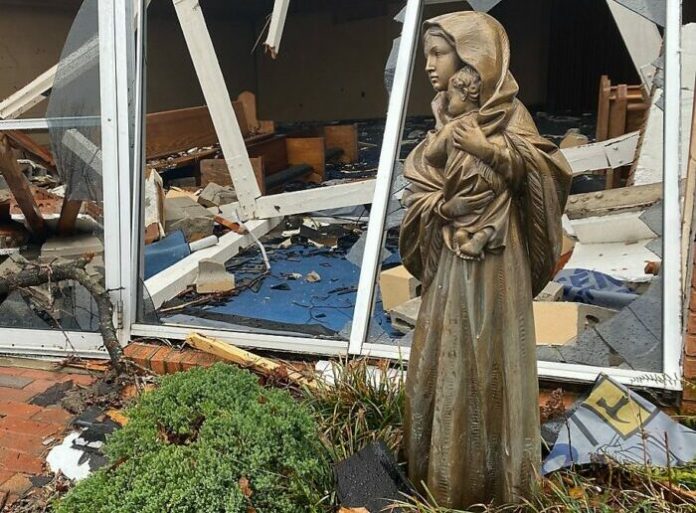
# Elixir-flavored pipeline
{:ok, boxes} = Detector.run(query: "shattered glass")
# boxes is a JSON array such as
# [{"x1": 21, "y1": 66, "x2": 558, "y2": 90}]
[{"x1": 46, "y1": 0, "x2": 102, "y2": 203}]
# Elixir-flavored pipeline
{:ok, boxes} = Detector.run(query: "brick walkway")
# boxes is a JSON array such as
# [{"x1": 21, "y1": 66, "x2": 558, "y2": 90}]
[{"x1": 0, "y1": 365, "x2": 95, "y2": 509}]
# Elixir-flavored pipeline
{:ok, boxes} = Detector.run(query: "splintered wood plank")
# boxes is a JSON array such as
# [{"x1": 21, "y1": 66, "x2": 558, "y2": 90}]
[
  {"x1": 565, "y1": 182, "x2": 663, "y2": 219},
  {"x1": 286, "y1": 137, "x2": 325, "y2": 183},
  {"x1": 0, "y1": 135, "x2": 46, "y2": 238},
  {"x1": 324, "y1": 124, "x2": 359, "y2": 163},
  {"x1": 3, "y1": 130, "x2": 54, "y2": 168},
  {"x1": 57, "y1": 199, "x2": 82, "y2": 236},
  {"x1": 596, "y1": 75, "x2": 611, "y2": 140},
  {"x1": 186, "y1": 332, "x2": 316, "y2": 389}
]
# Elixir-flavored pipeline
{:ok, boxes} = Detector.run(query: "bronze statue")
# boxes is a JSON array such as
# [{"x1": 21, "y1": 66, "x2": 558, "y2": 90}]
[{"x1": 400, "y1": 12, "x2": 572, "y2": 507}]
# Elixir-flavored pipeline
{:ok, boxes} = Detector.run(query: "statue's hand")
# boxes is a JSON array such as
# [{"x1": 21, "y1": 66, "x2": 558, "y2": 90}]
[
  {"x1": 453, "y1": 118, "x2": 495, "y2": 162},
  {"x1": 441, "y1": 190, "x2": 495, "y2": 218}
]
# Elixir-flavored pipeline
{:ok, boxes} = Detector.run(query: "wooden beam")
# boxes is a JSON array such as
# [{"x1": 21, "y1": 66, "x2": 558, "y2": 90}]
[
  {"x1": 263, "y1": 0, "x2": 291, "y2": 58},
  {"x1": 172, "y1": 0, "x2": 262, "y2": 218},
  {"x1": 682, "y1": 77, "x2": 696, "y2": 293},
  {"x1": 3, "y1": 130, "x2": 54, "y2": 168},
  {"x1": 254, "y1": 179, "x2": 376, "y2": 218},
  {"x1": 565, "y1": 181, "x2": 663, "y2": 219},
  {"x1": 57, "y1": 199, "x2": 82, "y2": 236},
  {"x1": 144, "y1": 217, "x2": 280, "y2": 308},
  {"x1": 606, "y1": 83, "x2": 629, "y2": 189},
  {"x1": 0, "y1": 135, "x2": 46, "y2": 238}
]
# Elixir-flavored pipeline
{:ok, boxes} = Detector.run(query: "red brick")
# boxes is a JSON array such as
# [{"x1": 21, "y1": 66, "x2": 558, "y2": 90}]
[
  {"x1": 0, "y1": 432, "x2": 46, "y2": 457},
  {"x1": 17, "y1": 369, "x2": 69, "y2": 382},
  {"x1": 0, "y1": 473, "x2": 32, "y2": 496},
  {"x1": 31, "y1": 407, "x2": 72, "y2": 426},
  {"x1": 0, "y1": 367, "x2": 30, "y2": 377},
  {"x1": 0, "y1": 387, "x2": 34, "y2": 403},
  {"x1": 0, "y1": 417, "x2": 62, "y2": 438},
  {"x1": 0, "y1": 470, "x2": 13, "y2": 486},
  {"x1": 686, "y1": 334, "x2": 696, "y2": 358},
  {"x1": 684, "y1": 355, "x2": 696, "y2": 381},
  {"x1": 124, "y1": 343, "x2": 161, "y2": 369},
  {"x1": 0, "y1": 449, "x2": 44, "y2": 475},
  {"x1": 149, "y1": 347, "x2": 173, "y2": 375},
  {"x1": 0, "y1": 375, "x2": 32, "y2": 390},
  {"x1": 0, "y1": 401, "x2": 41, "y2": 419},
  {"x1": 21, "y1": 379, "x2": 59, "y2": 398},
  {"x1": 196, "y1": 352, "x2": 220, "y2": 368},
  {"x1": 179, "y1": 350, "x2": 202, "y2": 371},
  {"x1": 164, "y1": 350, "x2": 187, "y2": 374},
  {"x1": 681, "y1": 399, "x2": 696, "y2": 415}
]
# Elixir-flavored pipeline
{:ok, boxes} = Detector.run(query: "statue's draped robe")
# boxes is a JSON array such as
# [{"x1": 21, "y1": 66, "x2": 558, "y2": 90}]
[{"x1": 400, "y1": 12, "x2": 572, "y2": 507}]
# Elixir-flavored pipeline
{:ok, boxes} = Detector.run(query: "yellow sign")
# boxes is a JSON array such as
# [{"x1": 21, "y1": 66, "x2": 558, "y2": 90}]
[{"x1": 582, "y1": 376, "x2": 655, "y2": 439}]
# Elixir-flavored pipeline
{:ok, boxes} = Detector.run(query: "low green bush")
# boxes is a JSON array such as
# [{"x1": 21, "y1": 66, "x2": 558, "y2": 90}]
[{"x1": 55, "y1": 363, "x2": 331, "y2": 513}]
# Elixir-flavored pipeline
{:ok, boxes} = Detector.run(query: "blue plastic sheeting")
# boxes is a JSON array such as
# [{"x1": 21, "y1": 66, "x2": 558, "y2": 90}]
[
  {"x1": 554, "y1": 268, "x2": 638, "y2": 309},
  {"x1": 144, "y1": 230, "x2": 190, "y2": 280},
  {"x1": 206, "y1": 246, "x2": 359, "y2": 334}
]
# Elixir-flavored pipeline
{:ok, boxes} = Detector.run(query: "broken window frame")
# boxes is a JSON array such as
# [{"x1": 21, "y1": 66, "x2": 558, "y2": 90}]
[
  {"x1": 0, "y1": 0, "x2": 135, "y2": 358},
  {"x1": 123, "y1": 0, "x2": 685, "y2": 390},
  {"x1": 345, "y1": 0, "x2": 685, "y2": 391}
]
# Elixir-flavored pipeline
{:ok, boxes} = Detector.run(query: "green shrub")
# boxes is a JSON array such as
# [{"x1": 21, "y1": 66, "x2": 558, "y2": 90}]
[{"x1": 55, "y1": 363, "x2": 331, "y2": 513}]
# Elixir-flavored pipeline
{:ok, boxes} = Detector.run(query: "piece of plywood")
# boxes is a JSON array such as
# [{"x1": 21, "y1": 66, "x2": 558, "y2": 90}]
[
  {"x1": 144, "y1": 217, "x2": 280, "y2": 308},
  {"x1": 534, "y1": 302, "x2": 617, "y2": 346},
  {"x1": 0, "y1": 135, "x2": 46, "y2": 238},
  {"x1": 561, "y1": 131, "x2": 639, "y2": 176},
  {"x1": 324, "y1": 124, "x2": 359, "y2": 163},
  {"x1": 286, "y1": 137, "x2": 325, "y2": 183}
]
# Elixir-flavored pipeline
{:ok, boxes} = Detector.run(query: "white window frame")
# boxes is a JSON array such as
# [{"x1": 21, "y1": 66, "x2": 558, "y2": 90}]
[
  {"x1": 8, "y1": 0, "x2": 675, "y2": 390},
  {"x1": 0, "y1": 0, "x2": 133, "y2": 358}
]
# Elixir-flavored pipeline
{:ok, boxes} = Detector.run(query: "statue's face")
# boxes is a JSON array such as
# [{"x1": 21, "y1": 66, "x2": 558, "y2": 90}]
[{"x1": 424, "y1": 33, "x2": 460, "y2": 92}]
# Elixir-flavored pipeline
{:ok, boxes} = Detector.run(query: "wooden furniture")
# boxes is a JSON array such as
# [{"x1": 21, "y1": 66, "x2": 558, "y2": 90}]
[{"x1": 596, "y1": 75, "x2": 649, "y2": 189}]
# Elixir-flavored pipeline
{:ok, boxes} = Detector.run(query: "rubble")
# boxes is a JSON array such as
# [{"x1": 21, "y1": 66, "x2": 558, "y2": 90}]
[
  {"x1": 195, "y1": 259, "x2": 235, "y2": 294},
  {"x1": 197, "y1": 182, "x2": 237, "y2": 208},
  {"x1": 163, "y1": 196, "x2": 215, "y2": 242}
]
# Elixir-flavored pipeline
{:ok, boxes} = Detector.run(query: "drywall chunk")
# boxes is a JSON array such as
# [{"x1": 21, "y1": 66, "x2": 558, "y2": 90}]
[{"x1": 195, "y1": 259, "x2": 235, "y2": 294}]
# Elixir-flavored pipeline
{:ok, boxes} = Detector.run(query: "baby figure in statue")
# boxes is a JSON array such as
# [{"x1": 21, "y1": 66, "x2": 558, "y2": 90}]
[{"x1": 424, "y1": 65, "x2": 510, "y2": 259}]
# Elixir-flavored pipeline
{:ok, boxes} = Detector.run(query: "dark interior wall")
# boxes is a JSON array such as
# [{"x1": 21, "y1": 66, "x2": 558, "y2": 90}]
[
  {"x1": 545, "y1": 0, "x2": 639, "y2": 113},
  {"x1": 146, "y1": 2, "x2": 257, "y2": 113},
  {"x1": 254, "y1": 2, "x2": 402, "y2": 122},
  {"x1": 0, "y1": 0, "x2": 641, "y2": 122},
  {"x1": 0, "y1": 2, "x2": 77, "y2": 118}
]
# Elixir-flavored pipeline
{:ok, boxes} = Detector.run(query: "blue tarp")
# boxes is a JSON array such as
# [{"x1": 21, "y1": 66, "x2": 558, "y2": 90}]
[{"x1": 144, "y1": 230, "x2": 190, "y2": 280}]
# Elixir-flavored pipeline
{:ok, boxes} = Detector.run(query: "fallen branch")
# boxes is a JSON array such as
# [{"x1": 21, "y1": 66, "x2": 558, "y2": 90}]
[{"x1": 0, "y1": 256, "x2": 123, "y2": 370}]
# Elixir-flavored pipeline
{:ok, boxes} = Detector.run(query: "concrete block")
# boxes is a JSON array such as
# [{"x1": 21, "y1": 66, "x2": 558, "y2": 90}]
[
  {"x1": 197, "y1": 183, "x2": 237, "y2": 208},
  {"x1": 163, "y1": 196, "x2": 214, "y2": 242}
]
